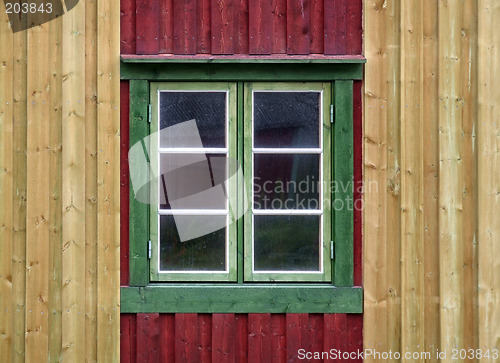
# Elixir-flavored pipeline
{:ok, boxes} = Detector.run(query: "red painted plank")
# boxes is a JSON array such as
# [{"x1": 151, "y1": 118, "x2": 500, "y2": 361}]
[
  {"x1": 248, "y1": 0, "x2": 272, "y2": 55},
  {"x1": 324, "y1": 0, "x2": 346, "y2": 55},
  {"x1": 175, "y1": 314, "x2": 200, "y2": 363},
  {"x1": 233, "y1": 0, "x2": 249, "y2": 54},
  {"x1": 159, "y1": 314, "x2": 175, "y2": 363},
  {"x1": 197, "y1": 0, "x2": 212, "y2": 53},
  {"x1": 120, "y1": 81, "x2": 130, "y2": 287},
  {"x1": 121, "y1": 0, "x2": 136, "y2": 54},
  {"x1": 174, "y1": 0, "x2": 197, "y2": 55},
  {"x1": 136, "y1": 0, "x2": 160, "y2": 55},
  {"x1": 346, "y1": 314, "x2": 363, "y2": 361},
  {"x1": 211, "y1": 0, "x2": 235, "y2": 54},
  {"x1": 160, "y1": 0, "x2": 174, "y2": 54},
  {"x1": 286, "y1": 314, "x2": 310, "y2": 361},
  {"x1": 271, "y1": 314, "x2": 286, "y2": 363},
  {"x1": 271, "y1": 0, "x2": 287, "y2": 54},
  {"x1": 199, "y1": 314, "x2": 212, "y2": 362},
  {"x1": 286, "y1": 0, "x2": 310, "y2": 55},
  {"x1": 212, "y1": 314, "x2": 237, "y2": 362},
  {"x1": 235, "y1": 314, "x2": 248, "y2": 363},
  {"x1": 308, "y1": 314, "x2": 324, "y2": 362},
  {"x1": 323, "y1": 314, "x2": 347, "y2": 363},
  {"x1": 353, "y1": 81, "x2": 363, "y2": 286},
  {"x1": 136, "y1": 314, "x2": 160, "y2": 362},
  {"x1": 346, "y1": 0, "x2": 362, "y2": 55},
  {"x1": 309, "y1": 0, "x2": 324, "y2": 54},
  {"x1": 248, "y1": 314, "x2": 272, "y2": 362},
  {"x1": 121, "y1": 314, "x2": 132, "y2": 363}
]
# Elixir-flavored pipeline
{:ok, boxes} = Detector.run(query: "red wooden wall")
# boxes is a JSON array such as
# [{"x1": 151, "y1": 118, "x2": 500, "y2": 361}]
[
  {"x1": 120, "y1": 0, "x2": 362, "y2": 56},
  {"x1": 121, "y1": 1, "x2": 363, "y2": 361}
]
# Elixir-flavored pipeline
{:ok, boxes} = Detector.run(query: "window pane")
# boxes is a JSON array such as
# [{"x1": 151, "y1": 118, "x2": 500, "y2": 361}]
[
  {"x1": 254, "y1": 154, "x2": 320, "y2": 210},
  {"x1": 159, "y1": 215, "x2": 226, "y2": 271},
  {"x1": 159, "y1": 154, "x2": 227, "y2": 210},
  {"x1": 254, "y1": 92, "x2": 320, "y2": 148},
  {"x1": 160, "y1": 92, "x2": 226, "y2": 148},
  {"x1": 253, "y1": 215, "x2": 320, "y2": 271}
]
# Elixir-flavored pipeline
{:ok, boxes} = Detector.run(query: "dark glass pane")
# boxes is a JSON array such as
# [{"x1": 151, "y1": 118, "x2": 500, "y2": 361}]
[
  {"x1": 159, "y1": 215, "x2": 226, "y2": 271},
  {"x1": 254, "y1": 92, "x2": 320, "y2": 148},
  {"x1": 254, "y1": 215, "x2": 320, "y2": 271},
  {"x1": 159, "y1": 91, "x2": 226, "y2": 148},
  {"x1": 159, "y1": 154, "x2": 227, "y2": 210},
  {"x1": 254, "y1": 154, "x2": 320, "y2": 210}
]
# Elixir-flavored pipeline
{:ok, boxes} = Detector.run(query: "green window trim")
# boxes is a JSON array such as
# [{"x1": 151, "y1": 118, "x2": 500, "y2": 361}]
[{"x1": 124, "y1": 60, "x2": 361, "y2": 314}]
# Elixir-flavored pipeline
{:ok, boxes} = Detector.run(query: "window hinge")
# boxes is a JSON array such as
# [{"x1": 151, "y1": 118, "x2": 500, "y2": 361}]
[
  {"x1": 148, "y1": 240, "x2": 152, "y2": 259},
  {"x1": 148, "y1": 104, "x2": 152, "y2": 123},
  {"x1": 330, "y1": 240, "x2": 335, "y2": 260},
  {"x1": 330, "y1": 104, "x2": 334, "y2": 124}
]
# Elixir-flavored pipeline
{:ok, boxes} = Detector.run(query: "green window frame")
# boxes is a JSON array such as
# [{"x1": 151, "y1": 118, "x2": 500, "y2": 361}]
[{"x1": 122, "y1": 58, "x2": 364, "y2": 314}]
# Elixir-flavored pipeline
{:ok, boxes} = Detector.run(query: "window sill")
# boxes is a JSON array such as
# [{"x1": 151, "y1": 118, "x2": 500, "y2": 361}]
[{"x1": 120, "y1": 285, "x2": 363, "y2": 314}]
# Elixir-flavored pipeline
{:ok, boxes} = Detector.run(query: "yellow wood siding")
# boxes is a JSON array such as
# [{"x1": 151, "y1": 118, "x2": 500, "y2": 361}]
[
  {"x1": 0, "y1": 0, "x2": 120, "y2": 362},
  {"x1": 364, "y1": 0, "x2": 499, "y2": 361}
]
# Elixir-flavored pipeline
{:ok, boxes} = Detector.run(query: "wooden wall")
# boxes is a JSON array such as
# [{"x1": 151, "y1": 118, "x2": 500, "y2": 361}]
[
  {"x1": 0, "y1": 1, "x2": 120, "y2": 362},
  {"x1": 364, "y1": 0, "x2": 500, "y2": 361},
  {"x1": 119, "y1": 1, "x2": 364, "y2": 362},
  {"x1": 120, "y1": 0, "x2": 362, "y2": 56}
]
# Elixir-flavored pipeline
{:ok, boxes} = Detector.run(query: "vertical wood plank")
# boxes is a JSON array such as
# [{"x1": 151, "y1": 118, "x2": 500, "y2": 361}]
[
  {"x1": 235, "y1": 314, "x2": 248, "y2": 363},
  {"x1": 248, "y1": 313, "x2": 272, "y2": 362},
  {"x1": 120, "y1": 314, "x2": 132, "y2": 363},
  {"x1": 421, "y1": 0, "x2": 441, "y2": 358},
  {"x1": 346, "y1": 0, "x2": 362, "y2": 55},
  {"x1": 136, "y1": 0, "x2": 161, "y2": 54},
  {"x1": 271, "y1": 0, "x2": 287, "y2": 54},
  {"x1": 85, "y1": 2, "x2": 99, "y2": 362},
  {"x1": 212, "y1": 314, "x2": 236, "y2": 363},
  {"x1": 199, "y1": 314, "x2": 212, "y2": 362},
  {"x1": 248, "y1": 0, "x2": 272, "y2": 55},
  {"x1": 25, "y1": 14, "x2": 54, "y2": 363},
  {"x1": 271, "y1": 314, "x2": 286, "y2": 363},
  {"x1": 286, "y1": 0, "x2": 310, "y2": 54},
  {"x1": 197, "y1": 0, "x2": 212, "y2": 53},
  {"x1": 0, "y1": 5, "x2": 14, "y2": 361},
  {"x1": 438, "y1": 0, "x2": 465, "y2": 357},
  {"x1": 286, "y1": 314, "x2": 309, "y2": 362},
  {"x1": 460, "y1": 0, "x2": 479, "y2": 354},
  {"x1": 160, "y1": 0, "x2": 174, "y2": 53},
  {"x1": 363, "y1": 0, "x2": 396, "y2": 359},
  {"x1": 175, "y1": 314, "x2": 200, "y2": 363},
  {"x1": 47, "y1": 13, "x2": 64, "y2": 363},
  {"x1": 308, "y1": 314, "x2": 323, "y2": 362},
  {"x1": 233, "y1": 0, "x2": 249, "y2": 54},
  {"x1": 352, "y1": 80, "x2": 363, "y2": 286},
  {"x1": 120, "y1": 81, "x2": 130, "y2": 287},
  {"x1": 120, "y1": 0, "x2": 136, "y2": 54},
  {"x1": 323, "y1": 314, "x2": 346, "y2": 363},
  {"x1": 62, "y1": 1, "x2": 86, "y2": 361},
  {"x1": 334, "y1": 80, "x2": 354, "y2": 287},
  {"x1": 128, "y1": 80, "x2": 149, "y2": 287},
  {"x1": 136, "y1": 314, "x2": 160, "y2": 362},
  {"x1": 211, "y1": 0, "x2": 235, "y2": 54},
  {"x1": 346, "y1": 314, "x2": 363, "y2": 361},
  {"x1": 174, "y1": 0, "x2": 197, "y2": 55},
  {"x1": 97, "y1": 0, "x2": 121, "y2": 361},
  {"x1": 478, "y1": 0, "x2": 500, "y2": 357},
  {"x1": 401, "y1": 0, "x2": 425, "y2": 358},
  {"x1": 159, "y1": 314, "x2": 175, "y2": 363},
  {"x1": 309, "y1": 0, "x2": 324, "y2": 54},
  {"x1": 11, "y1": 14, "x2": 28, "y2": 363},
  {"x1": 324, "y1": 0, "x2": 346, "y2": 55}
]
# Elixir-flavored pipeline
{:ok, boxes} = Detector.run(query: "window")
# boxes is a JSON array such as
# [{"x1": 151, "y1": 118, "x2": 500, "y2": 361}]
[
  {"x1": 149, "y1": 82, "x2": 331, "y2": 282},
  {"x1": 123, "y1": 59, "x2": 363, "y2": 313}
]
